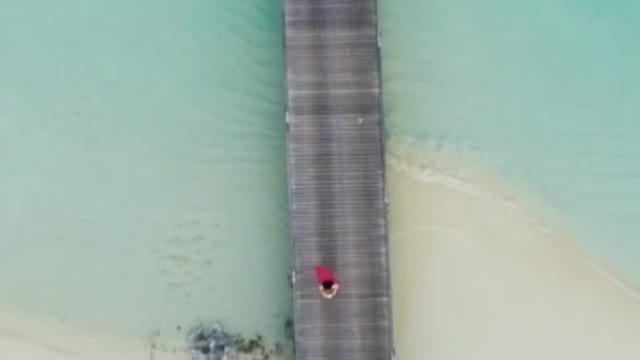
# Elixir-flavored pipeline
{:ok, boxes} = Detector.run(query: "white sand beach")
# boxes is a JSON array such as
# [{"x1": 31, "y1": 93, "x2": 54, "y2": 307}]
[
  {"x1": 2, "y1": 141, "x2": 640, "y2": 359},
  {"x1": 387, "y1": 140, "x2": 640, "y2": 359}
]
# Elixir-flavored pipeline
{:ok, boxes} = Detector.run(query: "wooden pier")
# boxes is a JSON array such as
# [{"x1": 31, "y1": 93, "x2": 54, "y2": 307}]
[{"x1": 283, "y1": 0, "x2": 393, "y2": 359}]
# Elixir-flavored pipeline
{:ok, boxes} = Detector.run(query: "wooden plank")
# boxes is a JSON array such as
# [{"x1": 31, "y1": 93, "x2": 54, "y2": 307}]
[{"x1": 283, "y1": 0, "x2": 394, "y2": 359}]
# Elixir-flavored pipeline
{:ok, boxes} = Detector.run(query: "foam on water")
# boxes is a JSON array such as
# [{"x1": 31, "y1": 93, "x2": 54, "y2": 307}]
[
  {"x1": 386, "y1": 137, "x2": 555, "y2": 236},
  {"x1": 387, "y1": 144, "x2": 640, "y2": 359},
  {"x1": 3, "y1": 0, "x2": 640, "y2": 357},
  {"x1": 380, "y1": 0, "x2": 640, "y2": 282}
]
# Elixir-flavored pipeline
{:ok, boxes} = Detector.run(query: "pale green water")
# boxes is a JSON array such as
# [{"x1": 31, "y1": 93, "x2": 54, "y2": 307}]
[
  {"x1": 2, "y1": 0, "x2": 640, "y2": 357},
  {"x1": 380, "y1": 0, "x2": 640, "y2": 281},
  {"x1": 0, "y1": 0, "x2": 290, "y2": 351}
]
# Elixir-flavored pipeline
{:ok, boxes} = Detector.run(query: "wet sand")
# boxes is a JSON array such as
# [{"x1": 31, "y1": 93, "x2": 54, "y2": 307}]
[
  {"x1": 387, "y1": 140, "x2": 640, "y2": 359},
  {"x1": 3, "y1": 140, "x2": 640, "y2": 359},
  {"x1": 0, "y1": 303, "x2": 287, "y2": 359},
  {"x1": 0, "y1": 303, "x2": 179, "y2": 359}
]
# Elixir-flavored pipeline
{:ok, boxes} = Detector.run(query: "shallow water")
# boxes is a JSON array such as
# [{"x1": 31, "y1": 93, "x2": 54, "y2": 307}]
[
  {"x1": 380, "y1": 0, "x2": 640, "y2": 281},
  {"x1": 0, "y1": 0, "x2": 290, "y2": 351},
  {"x1": 380, "y1": 4, "x2": 640, "y2": 358},
  {"x1": 2, "y1": 0, "x2": 640, "y2": 358}
]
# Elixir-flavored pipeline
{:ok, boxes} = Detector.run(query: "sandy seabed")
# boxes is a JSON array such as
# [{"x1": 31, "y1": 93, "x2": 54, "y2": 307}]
[
  {"x1": 2, "y1": 140, "x2": 640, "y2": 359},
  {"x1": 0, "y1": 302, "x2": 189, "y2": 360},
  {"x1": 387, "y1": 140, "x2": 640, "y2": 359},
  {"x1": 0, "y1": 304, "x2": 286, "y2": 359}
]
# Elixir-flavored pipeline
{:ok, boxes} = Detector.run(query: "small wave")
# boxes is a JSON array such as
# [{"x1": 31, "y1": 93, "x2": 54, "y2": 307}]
[
  {"x1": 385, "y1": 132, "x2": 510, "y2": 173},
  {"x1": 385, "y1": 136, "x2": 553, "y2": 235},
  {"x1": 386, "y1": 136, "x2": 640, "y2": 304}
]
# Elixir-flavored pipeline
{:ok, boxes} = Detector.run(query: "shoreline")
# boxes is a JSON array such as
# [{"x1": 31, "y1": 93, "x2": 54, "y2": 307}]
[
  {"x1": 0, "y1": 303, "x2": 289, "y2": 359},
  {"x1": 0, "y1": 303, "x2": 178, "y2": 359},
  {"x1": 1, "y1": 137, "x2": 639, "y2": 359},
  {"x1": 387, "y1": 138, "x2": 640, "y2": 359}
]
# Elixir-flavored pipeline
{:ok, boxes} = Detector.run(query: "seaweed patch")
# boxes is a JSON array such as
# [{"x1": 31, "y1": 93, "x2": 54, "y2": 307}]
[{"x1": 186, "y1": 322, "x2": 287, "y2": 360}]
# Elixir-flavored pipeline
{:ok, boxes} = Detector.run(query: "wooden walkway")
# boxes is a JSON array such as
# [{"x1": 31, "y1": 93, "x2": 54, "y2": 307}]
[{"x1": 283, "y1": 0, "x2": 393, "y2": 359}]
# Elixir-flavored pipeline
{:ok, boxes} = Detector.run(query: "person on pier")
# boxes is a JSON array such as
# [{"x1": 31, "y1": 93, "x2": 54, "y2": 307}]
[{"x1": 314, "y1": 265, "x2": 339, "y2": 299}]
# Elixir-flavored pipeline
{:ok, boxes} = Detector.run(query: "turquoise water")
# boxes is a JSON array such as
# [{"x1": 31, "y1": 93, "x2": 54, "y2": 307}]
[
  {"x1": 381, "y1": 0, "x2": 640, "y2": 281},
  {"x1": 2, "y1": 0, "x2": 640, "y2": 357},
  {"x1": 0, "y1": 0, "x2": 290, "y2": 351}
]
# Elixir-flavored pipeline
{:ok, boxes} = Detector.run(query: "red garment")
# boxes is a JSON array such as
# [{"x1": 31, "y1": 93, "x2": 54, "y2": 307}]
[{"x1": 314, "y1": 265, "x2": 338, "y2": 284}]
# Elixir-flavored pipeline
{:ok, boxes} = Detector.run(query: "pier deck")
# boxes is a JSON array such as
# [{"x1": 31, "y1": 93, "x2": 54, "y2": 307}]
[{"x1": 283, "y1": 1, "x2": 393, "y2": 359}]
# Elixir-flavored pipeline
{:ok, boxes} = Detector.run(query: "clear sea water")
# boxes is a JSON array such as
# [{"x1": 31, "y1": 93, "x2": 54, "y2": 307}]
[
  {"x1": 0, "y1": 0, "x2": 291, "y2": 351},
  {"x1": 1, "y1": 0, "x2": 639, "y2": 356},
  {"x1": 381, "y1": 0, "x2": 640, "y2": 282}
]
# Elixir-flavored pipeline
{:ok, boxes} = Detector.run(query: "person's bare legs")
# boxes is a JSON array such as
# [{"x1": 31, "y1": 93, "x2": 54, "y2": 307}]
[{"x1": 319, "y1": 281, "x2": 339, "y2": 299}]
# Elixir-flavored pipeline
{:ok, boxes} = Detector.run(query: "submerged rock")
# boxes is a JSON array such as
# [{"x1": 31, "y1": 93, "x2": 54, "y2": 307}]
[
  {"x1": 186, "y1": 322, "x2": 233, "y2": 360},
  {"x1": 185, "y1": 321, "x2": 289, "y2": 360}
]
